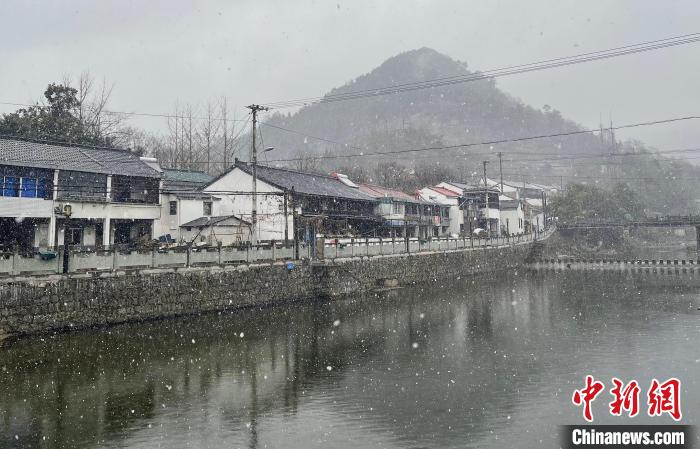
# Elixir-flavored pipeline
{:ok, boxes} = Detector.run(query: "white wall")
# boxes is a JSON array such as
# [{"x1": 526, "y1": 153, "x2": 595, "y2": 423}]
[
  {"x1": 67, "y1": 202, "x2": 161, "y2": 220},
  {"x1": 0, "y1": 197, "x2": 53, "y2": 218},
  {"x1": 154, "y1": 194, "x2": 222, "y2": 243},
  {"x1": 418, "y1": 188, "x2": 463, "y2": 236},
  {"x1": 154, "y1": 193, "x2": 179, "y2": 239},
  {"x1": 205, "y1": 168, "x2": 294, "y2": 242},
  {"x1": 447, "y1": 205, "x2": 462, "y2": 236},
  {"x1": 500, "y1": 207, "x2": 525, "y2": 235}
]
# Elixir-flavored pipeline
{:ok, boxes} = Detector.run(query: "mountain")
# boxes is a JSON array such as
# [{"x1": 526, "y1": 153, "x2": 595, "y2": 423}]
[
  {"x1": 263, "y1": 48, "x2": 589, "y2": 161},
  {"x1": 258, "y1": 48, "x2": 699, "y2": 213}
]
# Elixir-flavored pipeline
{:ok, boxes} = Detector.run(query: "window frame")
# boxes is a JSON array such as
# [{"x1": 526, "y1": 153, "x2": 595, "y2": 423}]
[{"x1": 203, "y1": 200, "x2": 213, "y2": 216}]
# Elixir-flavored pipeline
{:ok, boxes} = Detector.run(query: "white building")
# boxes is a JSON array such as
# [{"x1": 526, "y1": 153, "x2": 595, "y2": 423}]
[
  {"x1": 0, "y1": 137, "x2": 162, "y2": 250},
  {"x1": 434, "y1": 181, "x2": 502, "y2": 236},
  {"x1": 203, "y1": 163, "x2": 294, "y2": 242},
  {"x1": 498, "y1": 194, "x2": 525, "y2": 235},
  {"x1": 417, "y1": 185, "x2": 462, "y2": 236},
  {"x1": 203, "y1": 161, "x2": 379, "y2": 244},
  {"x1": 356, "y1": 181, "x2": 448, "y2": 238},
  {"x1": 153, "y1": 169, "x2": 228, "y2": 244}
]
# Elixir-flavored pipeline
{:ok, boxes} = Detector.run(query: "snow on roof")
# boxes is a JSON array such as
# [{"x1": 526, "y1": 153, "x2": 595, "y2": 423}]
[
  {"x1": 330, "y1": 172, "x2": 359, "y2": 188},
  {"x1": 359, "y1": 183, "x2": 420, "y2": 203},
  {"x1": 427, "y1": 186, "x2": 460, "y2": 197}
]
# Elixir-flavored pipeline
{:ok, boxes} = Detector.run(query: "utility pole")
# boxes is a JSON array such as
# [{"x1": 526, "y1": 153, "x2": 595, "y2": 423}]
[
  {"x1": 283, "y1": 188, "x2": 289, "y2": 244},
  {"x1": 482, "y1": 160, "x2": 489, "y2": 188},
  {"x1": 482, "y1": 160, "x2": 489, "y2": 234},
  {"x1": 247, "y1": 104, "x2": 269, "y2": 246},
  {"x1": 497, "y1": 152, "x2": 504, "y2": 193},
  {"x1": 291, "y1": 186, "x2": 299, "y2": 260},
  {"x1": 541, "y1": 190, "x2": 547, "y2": 229}
]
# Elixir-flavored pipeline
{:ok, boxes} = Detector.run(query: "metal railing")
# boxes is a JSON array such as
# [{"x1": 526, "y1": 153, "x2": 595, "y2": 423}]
[{"x1": 0, "y1": 228, "x2": 554, "y2": 276}]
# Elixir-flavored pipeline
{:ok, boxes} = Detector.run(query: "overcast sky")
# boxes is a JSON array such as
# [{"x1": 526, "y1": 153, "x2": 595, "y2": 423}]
[{"x1": 2, "y1": 0, "x2": 700, "y2": 152}]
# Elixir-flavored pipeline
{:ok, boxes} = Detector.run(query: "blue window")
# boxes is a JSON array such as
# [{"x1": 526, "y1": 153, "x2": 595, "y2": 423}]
[
  {"x1": 2, "y1": 176, "x2": 18, "y2": 197},
  {"x1": 21, "y1": 178, "x2": 37, "y2": 198},
  {"x1": 37, "y1": 179, "x2": 49, "y2": 199}
]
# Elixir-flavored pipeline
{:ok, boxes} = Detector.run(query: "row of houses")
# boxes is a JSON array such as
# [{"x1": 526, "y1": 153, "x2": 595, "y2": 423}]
[{"x1": 0, "y1": 136, "x2": 554, "y2": 251}]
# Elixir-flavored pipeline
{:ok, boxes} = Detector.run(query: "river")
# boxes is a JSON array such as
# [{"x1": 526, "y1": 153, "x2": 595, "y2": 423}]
[{"x1": 1, "y1": 270, "x2": 698, "y2": 448}]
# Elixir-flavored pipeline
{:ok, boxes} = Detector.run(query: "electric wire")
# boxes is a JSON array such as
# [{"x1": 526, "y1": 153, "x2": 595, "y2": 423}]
[{"x1": 261, "y1": 33, "x2": 700, "y2": 108}]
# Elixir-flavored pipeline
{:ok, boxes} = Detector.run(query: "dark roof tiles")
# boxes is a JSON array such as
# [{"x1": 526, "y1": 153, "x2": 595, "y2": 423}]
[
  {"x1": 181, "y1": 215, "x2": 250, "y2": 228},
  {"x1": 0, "y1": 137, "x2": 160, "y2": 178},
  {"x1": 163, "y1": 169, "x2": 214, "y2": 185},
  {"x1": 235, "y1": 162, "x2": 376, "y2": 202}
]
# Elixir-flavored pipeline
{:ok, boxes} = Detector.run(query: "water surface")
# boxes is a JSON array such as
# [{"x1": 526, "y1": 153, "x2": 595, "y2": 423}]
[{"x1": 1, "y1": 270, "x2": 699, "y2": 448}]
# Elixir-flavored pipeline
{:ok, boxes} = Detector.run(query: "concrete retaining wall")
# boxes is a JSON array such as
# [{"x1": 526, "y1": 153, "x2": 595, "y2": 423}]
[{"x1": 0, "y1": 243, "x2": 532, "y2": 340}]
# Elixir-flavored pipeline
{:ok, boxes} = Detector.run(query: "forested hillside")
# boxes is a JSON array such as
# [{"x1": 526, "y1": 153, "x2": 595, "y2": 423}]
[{"x1": 258, "y1": 48, "x2": 700, "y2": 213}]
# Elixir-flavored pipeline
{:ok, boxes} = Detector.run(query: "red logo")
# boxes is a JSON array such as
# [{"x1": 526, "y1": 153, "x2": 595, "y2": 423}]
[
  {"x1": 648, "y1": 378, "x2": 682, "y2": 421},
  {"x1": 609, "y1": 378, "x2": 640, "y2": 418},
  {"x1": 572, "y1": 376, "x2": 682, "y2": 422},
  {"x1": 572, "y1": 375, "x2": 605, "y2": 422}
]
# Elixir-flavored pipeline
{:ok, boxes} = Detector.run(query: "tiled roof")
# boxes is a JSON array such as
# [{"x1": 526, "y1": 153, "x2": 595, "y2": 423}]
[
  {"x1": 181, "y1": 215, "x2": 250, "y2": 228},
  {"x1": 163, "y1": 169, "x2": 214, "y2": 187},
  {"x1": 234, "y1": 162, "x2": 376, "y2": 202},
  {"x1": 0, "y1": 136, "x2": 161, "y2": 178},
  {"x1": 427, "y1": 186, "x2": 461, "y2": 197},
  {"x1": 358, "y1": 183, "x2": 420, "y2": 203},
  {"x1": 443, "y1": 181, "x2": 474, "y2": 191},
  {"x1": 162, "y1": 169, "x2": 214, "y2": 192}
]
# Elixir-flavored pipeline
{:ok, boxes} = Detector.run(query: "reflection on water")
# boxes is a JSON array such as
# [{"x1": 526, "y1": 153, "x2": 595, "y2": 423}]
[{"x1": 1, "y1": 271, "x2": 699, "y2": 449}]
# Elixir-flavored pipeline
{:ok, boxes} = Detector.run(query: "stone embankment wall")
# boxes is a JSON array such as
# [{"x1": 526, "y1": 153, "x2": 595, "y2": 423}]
[{"x1": 0, "y1": 243, "x2": 531, "y2": 340}]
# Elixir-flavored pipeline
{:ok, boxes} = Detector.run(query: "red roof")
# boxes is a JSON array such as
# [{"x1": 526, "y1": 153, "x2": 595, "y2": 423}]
[
  {"x1": 359, "y1": 183, "x2": 418, "y2": 201},
  {"x1": 426, "y1": 186, "x2": 460, "y2": 197}
]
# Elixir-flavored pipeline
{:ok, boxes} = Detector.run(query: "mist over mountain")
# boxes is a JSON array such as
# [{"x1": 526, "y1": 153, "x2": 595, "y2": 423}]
[
  {"x1": 259, "y1": 48, "x2": 699, "y2": 213},
  {"x1": 263, "y1": 48, "x2": 590, "y2": 167}
]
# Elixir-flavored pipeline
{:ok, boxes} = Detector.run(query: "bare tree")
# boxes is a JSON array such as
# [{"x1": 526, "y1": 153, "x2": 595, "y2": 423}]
[
  {"x1": 62, "y1": 71, "x2": 126, "y2": 145},
  {"x1": 198, "y1": 102, "x2": 220, "y2": 174}
]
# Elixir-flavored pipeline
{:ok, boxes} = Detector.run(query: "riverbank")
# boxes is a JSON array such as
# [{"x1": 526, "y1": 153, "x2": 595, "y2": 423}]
[{"x1": 0, "y1": 239, "x2": 536, "y2": 342}]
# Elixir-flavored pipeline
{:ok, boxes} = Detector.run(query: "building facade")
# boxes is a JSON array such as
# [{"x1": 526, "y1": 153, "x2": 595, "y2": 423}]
[
  {"x1": 204, "y1": 161, "x2": 381, "y2": 244},
  {"x1": 153, "y1": 169, "x2": 223, "y2": 244},
  {"x1": 0, "y1": 137, "x2": 162, "y2": 250}
]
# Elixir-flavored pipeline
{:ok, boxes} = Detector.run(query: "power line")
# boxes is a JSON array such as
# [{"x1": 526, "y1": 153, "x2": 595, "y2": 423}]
[
  {"x1": 2, "y1": 32, "x2": 698, "y2": 129},
  {"x1": 500, "y1": 172, "x2": 700, "y2": 182},
  {"x1": 266, "y1": 115, "x2": 700, "y2": 162},
  {"x1": 9, "y1": 140, "x2": 700, "y2": 169},
  {"x1": 261, "y1": 32, "x2": 700, "y2": 108},
  {"x1": 504, "y1": 147, "x2": 700, "y2": 163},
  {"x1": 260, "y1": 122, "x2": 365, "y2": 151}
]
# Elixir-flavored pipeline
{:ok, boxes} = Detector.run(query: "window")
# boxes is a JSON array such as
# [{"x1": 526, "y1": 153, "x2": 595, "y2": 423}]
[
  {"x1": 169, "y1": 201, "x2": 177, "y2": 215},
  {"x1": 203, "y1": 201, "x2": 212, "y2": 216},
  {"x1": 2, "y1": 176, "x2": 19, "y2": 197},
  {"x1": 0, "y1": 164, "x2": 53, "y2": 199},
  {"x1": 20, "y1": 178, "x2": 38, "y2": 198},
  {"x1": 66, "y1": 228, "x2": 83, "y2": 245}
]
